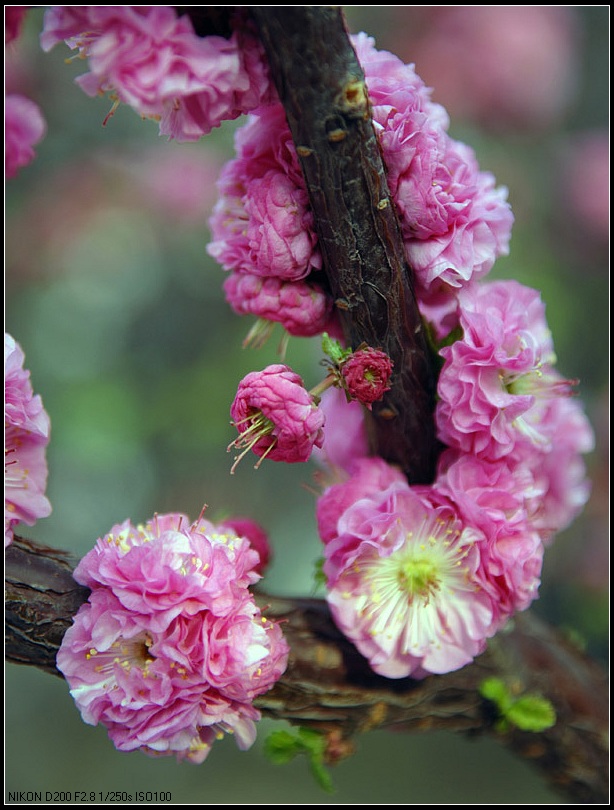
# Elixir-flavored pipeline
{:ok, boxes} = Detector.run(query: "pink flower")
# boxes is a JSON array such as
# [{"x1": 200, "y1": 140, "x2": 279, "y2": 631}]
[
  {"x1": 40, "y1": 7, "x2": 273, "y2": 141},
  {"x1": 352, "y1": 32, "x2": 513, "y2": 306},
  {"x1": 435, "y1": 280, "x2": 576, "y2": 460},
  {"x1": 316, "y1": 456, "x2": 409, "y2": 556},
  {"x1": 318, "y1": 465, "x2": 494, "y2": 678},
  {"x1": 402, "y1": 139, "x2": 513, "y2": 303},
  {"x1": 228, "y1": 364, "x2": 325, "y2": 472},
  {"x1": 218, "y1": 516, "x2": 272, "y2": 576},
  {"x1": 5, "y1": 334, "x2": 52, "y2": 546},
  {"x1": 434, "y1": 450, "x2": 545, "y2": 617},
  {"x1": 58, "y1": 511, "x2": 289, "y2": 763},
  {"x1": 207, "y1": 107, "x2": 321, "y2": 281},
  {"x1": 222, "y1": 272, "x2": 334, "y2": 339},
  {"x1": 5, "y1": 94, "x2": 47, "y2": 179},
  {"x1": 73, "y1": 512, "x2": 261, "y2": 631},
  {"x1": 522, "y1": 396, "x2": 594, "y2": 543},
  {"x1": 341, "y1": 346, "x2": 393, "y2": 408},
  {"x1": 311, "y1": 386, "x2": 369, "y2": 475}
]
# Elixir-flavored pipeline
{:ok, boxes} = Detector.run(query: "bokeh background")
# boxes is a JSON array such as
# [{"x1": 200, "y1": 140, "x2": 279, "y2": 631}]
[{"x1": 5, "y1": 6, "x2": 608, "y2": 804}]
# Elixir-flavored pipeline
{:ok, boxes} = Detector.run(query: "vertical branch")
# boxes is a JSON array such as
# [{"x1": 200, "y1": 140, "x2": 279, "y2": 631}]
[{"x1": 250, "y1": 7, "x2": 440, "y2": 484}]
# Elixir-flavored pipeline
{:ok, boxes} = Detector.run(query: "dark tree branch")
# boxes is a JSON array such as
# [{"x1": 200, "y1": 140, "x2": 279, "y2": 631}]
[
  {"x1": 5, "y1": 536, "x2": 609, "y2": 803},
  {"x1": 249, "y1": 6, "x2": 440, "y2": 485}
]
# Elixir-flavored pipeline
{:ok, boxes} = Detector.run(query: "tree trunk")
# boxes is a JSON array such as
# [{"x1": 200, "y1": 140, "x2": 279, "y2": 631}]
[{"x1": 250, "y1": 6, "x2": 440, "y2": 485}]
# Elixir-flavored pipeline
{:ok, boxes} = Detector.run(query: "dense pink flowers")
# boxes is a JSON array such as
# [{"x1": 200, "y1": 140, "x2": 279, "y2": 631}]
[
  {"x1": 228, "y1": 364, "x2": 325, "y2": 472},
  {"x1": 207, "y1": 32, "x2": 512, "y2": 343},
  {"x1": 5, "y1": 94, "x2": 47, "y2": 179},
  {"x1": 315, "y1": 372, "x2": 593, "y2": 678},
  {"x1": 57, "y1": 512, "x2": 289, "y2": 762},
  {"x1": 435, "y1": 280, "x2": 578, "y2": 460},
  {"x1": 5, "y1": 334, "x2": 52, "y2": 547},
  {"x1": 208, "y1": 105, "x2": 327, "y2": 339},
  {"x1": 40, "y1": 6, "x2": 273, "y2": 141},
  {"x1": 353, "y1": 32, "x2": 513, "y2": 316},
  {"x1": 208, "y1": 118, "x2": 321, "y2": 281}
]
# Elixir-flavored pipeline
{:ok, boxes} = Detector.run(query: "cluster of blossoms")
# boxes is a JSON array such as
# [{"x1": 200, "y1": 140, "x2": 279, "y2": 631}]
[
  {"x1": 21, "y1": 8, "x2": 594, "y2": 707},
  {"x1": 208, "y1": 32, "x2": 513, "y2": 343},
  {"x1": 39, "y1": 6, "x2": 274, "y2": 141},
  {"x1": 57, "y1": 511, "x2": 288, "y2": 763},
  {"x1": 204, "y1": 29, "x2": 592, "y2": 679},
  {"x1": 5, "y1": 333, "x2": 52, "y2": 547}
]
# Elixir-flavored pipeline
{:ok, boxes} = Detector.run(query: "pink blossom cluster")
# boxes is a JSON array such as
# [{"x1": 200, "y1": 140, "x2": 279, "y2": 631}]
[
  {"x1": 5, "y1": 333, "x2": 52, "y2": 547},
  {"x1": 353, "y1": 33, "x2": 513, "y2": 322},
  {"x1": 39, "y1": 6, "x2": 274, "y2": 141},
  {"x1": 227, "y1": 346, "x2": 395, "y2": 473},
  {"x1": 202, "y1": 27, "x2": 593, "y2": 680},
  {"x1": 208, "y1": 106, "x2": 336, "y2": 338},
  {"x1": 56, "y1": 511, "x2": 288, "y2": 762},
  {"x1": 208, "y1": 32, "x2": 513, "y2": 342},
  {"x1": 316, "y1": 458, "x2": 495, "y2": 678},
  {"x1": 313, "y1": 278, "x2": 593, "y2": 678}
]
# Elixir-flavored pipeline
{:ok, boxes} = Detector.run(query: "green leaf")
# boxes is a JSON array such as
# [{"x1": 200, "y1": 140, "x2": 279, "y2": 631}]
[
  {"x1": 264, "y1": 729, "x2": 306, "y2": 764},
  {"x1": 263, "y1": 727, "x2": 336, "y2": 794},
  {"x1": 321, "y1": 332, "x2": 351, "y2": 365},
  {"x1": 479, "y1": 677, "x2": 512, "y2": 712},
  {"x1": 479, "y1": 678, "x2": 557, "y2": 733},
  {"x1": 506, "y1": 696, "x2": 557, "y2": 732}
]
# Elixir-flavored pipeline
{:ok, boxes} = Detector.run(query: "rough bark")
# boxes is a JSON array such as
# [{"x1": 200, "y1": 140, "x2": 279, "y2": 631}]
[
  {"x1": 249, "y1": 6, "x2": 440, "y2": 485},
  {"x1": 5, "y1": 535, "x2": 609, "y2": 803}
]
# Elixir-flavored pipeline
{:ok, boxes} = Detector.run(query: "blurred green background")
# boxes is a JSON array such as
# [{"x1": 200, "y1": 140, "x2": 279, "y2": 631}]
[{"x1": 5, "y1": 6, "x2": 608, "y2": 804}]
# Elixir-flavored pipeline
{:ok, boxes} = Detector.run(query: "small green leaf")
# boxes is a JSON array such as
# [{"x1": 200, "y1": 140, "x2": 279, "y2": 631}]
[
  {"x1": 263, "y1": 727, "x2": 335, "y2": 794},
  {"x1": 321, "y1": 332, "x2": 351, "y2": 365},
  {"x1": 264, "y1": 729, "x2": 305, "y2": 764},
  {"x1": 479, "y1": 678, "x2": 557, "y2": 733},
  {"x1": 479, "y1": 677, "x2": 512, "y2": 713},
  {"x1": 506, "y1": 696, "x2": 557, "y2": 732}
]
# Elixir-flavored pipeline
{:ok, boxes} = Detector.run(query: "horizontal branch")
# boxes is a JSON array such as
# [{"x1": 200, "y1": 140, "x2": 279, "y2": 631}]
[{"x1": 5, "y1": 536, "x2": 609, "y2": 803}]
